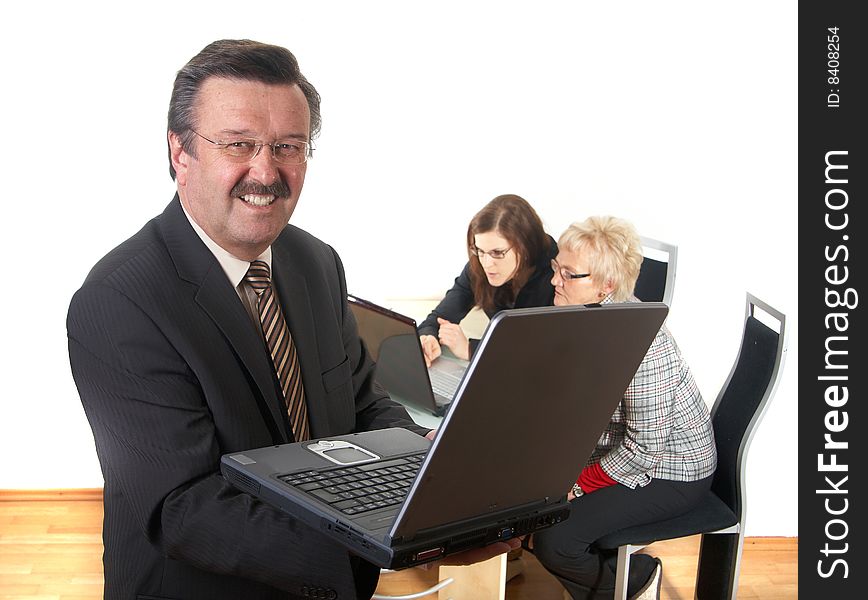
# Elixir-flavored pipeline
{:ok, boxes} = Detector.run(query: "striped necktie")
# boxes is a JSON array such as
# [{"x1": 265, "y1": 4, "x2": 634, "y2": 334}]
[{"x1": 244, "y1": 260, "x2": 309, "y2": 441}]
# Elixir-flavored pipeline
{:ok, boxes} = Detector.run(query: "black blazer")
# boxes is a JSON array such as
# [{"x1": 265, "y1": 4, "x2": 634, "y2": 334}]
[
  {"x1": 417, "y1": 235, "x2": 557, "y2": 356},
  {"x1": 67, "y1": 197, "x2": 426, "y2": 600}
]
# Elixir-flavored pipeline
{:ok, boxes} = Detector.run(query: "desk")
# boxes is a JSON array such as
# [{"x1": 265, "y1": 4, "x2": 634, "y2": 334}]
[
  {"x1": 436, "y1": 554, "x2": 509, "y2": 600},
  {"x1": 403, "y1": 404, "x2": 442, "y2": 431}
]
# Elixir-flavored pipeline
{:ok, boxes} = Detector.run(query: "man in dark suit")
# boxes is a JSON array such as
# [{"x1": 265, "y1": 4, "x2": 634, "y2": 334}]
[{"x1": 67, "y1": 40, "x2": 516, "y2": 600}]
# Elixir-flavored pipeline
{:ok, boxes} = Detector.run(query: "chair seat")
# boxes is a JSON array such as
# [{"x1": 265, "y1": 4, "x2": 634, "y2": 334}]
[{"x1": 594, "y1": 491, "x2": 738, "y2": 550}]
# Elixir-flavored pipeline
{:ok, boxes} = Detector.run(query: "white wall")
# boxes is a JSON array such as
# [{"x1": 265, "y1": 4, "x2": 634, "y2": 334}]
[{"x1": 0, "y1": 1, "x2": 797, "y2": 536}]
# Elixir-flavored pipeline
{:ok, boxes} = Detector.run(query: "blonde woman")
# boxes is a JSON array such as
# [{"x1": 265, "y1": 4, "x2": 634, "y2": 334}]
[{"x1": 530, "y1": 216, "x2": 717, "y2": 600}]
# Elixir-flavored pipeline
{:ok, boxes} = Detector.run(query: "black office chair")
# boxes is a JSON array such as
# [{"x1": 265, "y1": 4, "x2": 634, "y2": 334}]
[
  {"x1": 634, "y1": 237, "x2": 678, "y2": 307},
  {"x1": 594, "y1": 292, "x2": 787, "y2": 600}
]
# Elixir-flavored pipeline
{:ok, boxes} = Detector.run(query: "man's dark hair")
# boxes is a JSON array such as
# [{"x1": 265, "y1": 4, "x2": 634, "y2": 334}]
[{"x1": 167, "y1": 39, "x2": 322, "y2": 180}]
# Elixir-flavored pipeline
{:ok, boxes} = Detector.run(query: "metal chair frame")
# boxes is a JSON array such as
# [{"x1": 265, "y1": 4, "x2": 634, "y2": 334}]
[
  {"x1": 635, "y1": 237, "x2": 678, "y2": 308},
  {"x1": 603, "y1": 293, "x2": 788, "y2": 600}
]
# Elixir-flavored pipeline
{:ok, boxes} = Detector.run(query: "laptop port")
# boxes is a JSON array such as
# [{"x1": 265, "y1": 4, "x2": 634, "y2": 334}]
[{"x1": 414, "y1": 547, "x2": 444, "y2": 562}]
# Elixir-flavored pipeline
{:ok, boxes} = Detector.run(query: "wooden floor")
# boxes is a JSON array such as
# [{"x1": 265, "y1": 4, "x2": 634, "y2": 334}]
[
  {"x1": 375, "y1": 537, "x2": 797, "y2": 599},
  {"x1": 0, "y1": 491, "x2": 797, "y2": 599}
]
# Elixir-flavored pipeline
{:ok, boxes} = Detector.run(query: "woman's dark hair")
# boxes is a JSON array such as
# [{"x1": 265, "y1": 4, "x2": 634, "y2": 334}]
[
  {"x1": 166, "y1": 39, "x2": 321, "y2": 180},
  {"x1": 466, "y1": 194, "x2": 548, "y2": 313}
]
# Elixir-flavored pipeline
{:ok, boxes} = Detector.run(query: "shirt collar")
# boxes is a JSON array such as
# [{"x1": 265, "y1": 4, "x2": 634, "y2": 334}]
[
  {"x1": 602, "y1": 294, "x2": 643, "y2": 305},
  {"x1": 181, "y1": 202, "x2": 272, "y2": 288}
]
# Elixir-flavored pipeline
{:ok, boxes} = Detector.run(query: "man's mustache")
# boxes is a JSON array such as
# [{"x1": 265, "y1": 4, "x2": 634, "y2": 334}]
[{"x1": 231, "y1": 179, "x2": 290, "y2": 198}]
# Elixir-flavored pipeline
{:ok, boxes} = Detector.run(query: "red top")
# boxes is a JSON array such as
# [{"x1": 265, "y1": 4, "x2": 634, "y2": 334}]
[{"x1": 576, "y1": 462, "x2": 617, "y2": 493}]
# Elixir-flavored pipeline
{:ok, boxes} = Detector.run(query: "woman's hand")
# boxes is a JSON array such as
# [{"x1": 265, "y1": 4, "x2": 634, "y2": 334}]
[
  {"x1": 419, "y1": 334, "x2": 442, "y2": 367},
  {"x1": 436, "y1": 318, "x2": 470, "y2": 360}
]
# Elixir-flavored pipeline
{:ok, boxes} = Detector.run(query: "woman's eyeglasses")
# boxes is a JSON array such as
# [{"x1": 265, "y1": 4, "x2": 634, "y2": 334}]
[
  {"x1": 551, "y1": 259, "x2": 590, "y2": 280},
  {"x1": 471, "y1": 246, "x2": 512, "y2": 260}
]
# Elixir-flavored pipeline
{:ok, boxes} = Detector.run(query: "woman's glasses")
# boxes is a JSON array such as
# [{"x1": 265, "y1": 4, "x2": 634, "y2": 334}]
[
  {"x1": 471, "y1": 246, "x2": 512, "y2": 260},
  {"x1": 551, "y1": 259, "x2": 590, "y2": 280}
]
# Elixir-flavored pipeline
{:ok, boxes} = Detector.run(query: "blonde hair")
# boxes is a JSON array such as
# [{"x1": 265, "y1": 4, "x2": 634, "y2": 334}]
[{"x1": 558, "y1": 216, "x2": 643, "y2": 302}]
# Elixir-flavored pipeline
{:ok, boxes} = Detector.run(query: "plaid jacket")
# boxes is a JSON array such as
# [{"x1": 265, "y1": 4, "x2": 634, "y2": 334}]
[{"x1": 588, "y1": 298, "x2": 717, "y2": 488}]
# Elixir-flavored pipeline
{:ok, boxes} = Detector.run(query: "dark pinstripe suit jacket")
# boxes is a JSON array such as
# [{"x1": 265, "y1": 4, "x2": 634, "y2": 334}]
[{"x1": 67, "y1": 196, "x2": 426, "y2": 600}]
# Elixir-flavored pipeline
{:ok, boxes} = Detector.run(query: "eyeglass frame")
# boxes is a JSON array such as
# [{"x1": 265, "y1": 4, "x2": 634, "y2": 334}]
[
  {"x1": 190, "y1": 130, "x2": 314, "y2": 164},
  {"x1": 470, "y1": 245, "x2": 513, "y2": 260},
  {"x1": 551, "y1": 258, "x2": 591, "y2": 280}
]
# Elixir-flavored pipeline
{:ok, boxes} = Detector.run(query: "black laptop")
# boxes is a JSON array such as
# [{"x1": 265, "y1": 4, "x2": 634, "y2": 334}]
[
  {"x1": 221, "y1": 302, "x2": 668, "y2": 569},
  {"x1": 347, "y1": 294, "x2": 467, "y2": 416}
]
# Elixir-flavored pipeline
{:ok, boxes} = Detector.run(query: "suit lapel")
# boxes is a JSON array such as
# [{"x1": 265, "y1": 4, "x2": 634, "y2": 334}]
[
  {"x1": 159, "y1": 197, "x2": 289, "y2": 443},
  {"x1": 270, "y1": 243, "x2": 328, "y2": 436},
  {"x1": 195, "y1": 269, "x2": 289, "y2": 440}
]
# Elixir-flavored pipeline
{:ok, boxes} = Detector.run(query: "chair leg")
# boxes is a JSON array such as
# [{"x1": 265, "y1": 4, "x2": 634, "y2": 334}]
[
  {"x1": 614, "y1": 544, "x2": 639, "y2": 600},
  {"x1": 696, "y1": 531, "x2": 744, "y2": 600}
]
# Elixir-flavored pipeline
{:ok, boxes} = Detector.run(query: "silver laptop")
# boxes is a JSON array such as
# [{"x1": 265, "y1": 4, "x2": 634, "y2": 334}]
[
  {"x1": 347, "y1": 294, "x2": 467, "y2": 416},
  {"x1": 221, "y1": 302, "x2": 668, "y2": 569}
]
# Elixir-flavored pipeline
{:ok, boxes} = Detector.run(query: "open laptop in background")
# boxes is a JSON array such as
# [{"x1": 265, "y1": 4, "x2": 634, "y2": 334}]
[
  {"x1": 347, "y1": 294, "x2": 467, "y2": 416},
  {"x1": 221, "y1": 302, "x2": 669, "y2": 570}
]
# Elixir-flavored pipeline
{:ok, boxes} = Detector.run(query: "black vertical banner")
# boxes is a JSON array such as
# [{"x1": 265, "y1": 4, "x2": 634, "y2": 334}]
[{"x1": 799, "y1": 1, "x2": 866, "y2": 596}]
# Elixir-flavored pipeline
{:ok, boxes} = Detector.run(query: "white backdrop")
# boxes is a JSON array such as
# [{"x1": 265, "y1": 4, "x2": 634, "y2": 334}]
[{"x1": 0, "y1": 1, "x2": 797, "y2": 536}]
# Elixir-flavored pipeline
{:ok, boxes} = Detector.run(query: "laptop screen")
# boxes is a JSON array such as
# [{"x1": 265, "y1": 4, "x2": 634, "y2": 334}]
[{"x1": 347, "y1": 295, "x2": 439, "y2": 413}]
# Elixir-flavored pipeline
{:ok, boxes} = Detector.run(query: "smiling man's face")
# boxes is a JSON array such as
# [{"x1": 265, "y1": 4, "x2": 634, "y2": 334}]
[{"x1": 170, "y1": 77, "x2": 310, "y2": 260}]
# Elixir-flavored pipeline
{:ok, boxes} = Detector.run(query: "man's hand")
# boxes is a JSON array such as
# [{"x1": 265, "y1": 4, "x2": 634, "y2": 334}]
[
  {"x1": 419, "y1": 335, "x2": 441, "y2": 367},
  {"x1": 420, "y1": 537, "x2": 521, "y2": 570},
  {"x1": 436, "y1": 318, "x2": 470, "y2": 360}
]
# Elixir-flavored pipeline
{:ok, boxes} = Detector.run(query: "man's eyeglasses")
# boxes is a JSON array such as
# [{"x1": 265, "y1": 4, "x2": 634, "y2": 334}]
[
  {"x1": 191, "y1": 130, "x2": 313, "y2": 165},
  {"x1": 551, "y1": 259, "x2": 591, "y2": 280},
  {"x1": 471, "y1": 246, "x2": 512, "y2": 260}
]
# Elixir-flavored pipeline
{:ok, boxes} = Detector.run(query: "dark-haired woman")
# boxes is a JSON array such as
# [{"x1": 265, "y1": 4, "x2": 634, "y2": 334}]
[{"x1": 418, "y1": 194, "x2": 557, "y2": 365}]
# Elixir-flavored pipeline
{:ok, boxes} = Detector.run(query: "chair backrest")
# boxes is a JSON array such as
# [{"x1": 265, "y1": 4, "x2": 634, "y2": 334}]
[
  {"x1": 634, "y1": 237, "x2": 677, "y2": 307},
  {"x1": 709, "y1": 293, "x2": 787, "y2": 522}
]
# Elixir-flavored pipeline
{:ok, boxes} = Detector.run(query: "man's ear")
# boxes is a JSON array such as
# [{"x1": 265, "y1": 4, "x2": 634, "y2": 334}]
[{"x1": 168, "y1": 131, "x2": 190, "y2": 186}]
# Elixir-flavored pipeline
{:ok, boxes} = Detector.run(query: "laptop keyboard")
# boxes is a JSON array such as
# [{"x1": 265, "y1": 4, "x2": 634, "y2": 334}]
[
  {"x1": 278, "y1": 453, "x2": 425, "y2": 515},
  {"x1": 428, "y1": 369, "x2": 461, "y2": 399}
]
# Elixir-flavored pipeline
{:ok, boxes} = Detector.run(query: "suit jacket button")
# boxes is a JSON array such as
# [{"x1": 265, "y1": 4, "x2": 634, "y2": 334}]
[{"x1": 326, "y1": 590, "x2": 337, "y2": 600}]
